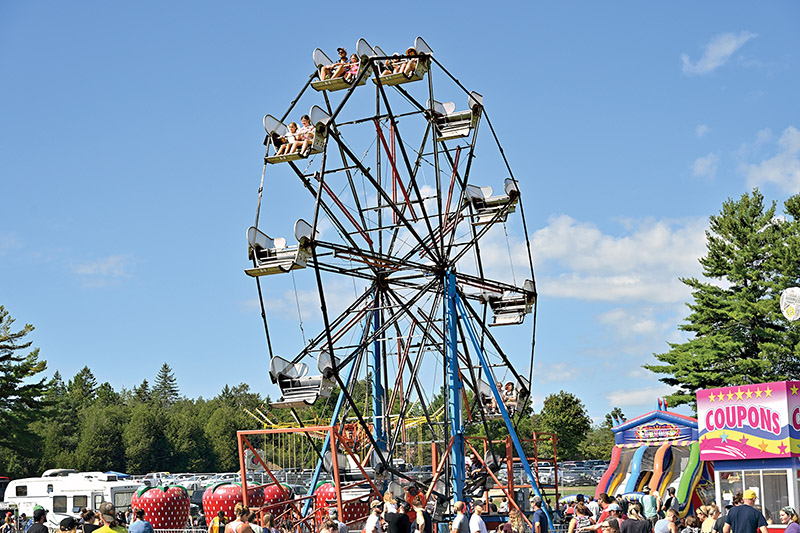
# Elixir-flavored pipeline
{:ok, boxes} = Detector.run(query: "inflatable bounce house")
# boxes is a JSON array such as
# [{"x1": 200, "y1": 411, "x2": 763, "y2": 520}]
[
  {"x1": 594, "y1": 400, "x2": 714, "y2": 517},
  {"x1": 698, "y1": 381, "x2": 800, "y2": 521}
]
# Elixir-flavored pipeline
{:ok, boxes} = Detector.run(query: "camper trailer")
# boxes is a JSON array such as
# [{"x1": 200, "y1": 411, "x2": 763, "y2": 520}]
[{"x1": 6, "y1": 470, "x2": 141, "y2": 525}]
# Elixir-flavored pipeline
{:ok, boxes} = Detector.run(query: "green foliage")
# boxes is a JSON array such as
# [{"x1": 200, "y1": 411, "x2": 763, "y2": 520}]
[
  {"x1": 152, "y1": 362, "x2": 180, "y2": 408},
  {"x1": 535, "y1": 390, "x2": 592, "y2": 460},
  {"x1": 646, "y1": 190, "x2": 800, "y2": 410},
  {"x1": 0, "y1": 306, "x2": 49, "y2": 458},
  {"x1": 124, "y1": 404, "x2": 171, "y2": 472}
]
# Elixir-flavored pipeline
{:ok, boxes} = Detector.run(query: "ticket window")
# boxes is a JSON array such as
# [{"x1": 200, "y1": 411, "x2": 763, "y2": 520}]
[{"x1": 716, "y1": 468, "x2": 798, "y2": 525}]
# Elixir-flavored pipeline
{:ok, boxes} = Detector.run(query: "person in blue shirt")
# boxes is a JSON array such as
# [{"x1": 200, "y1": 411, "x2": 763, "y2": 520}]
[
  {"x1": 532, "y1": 496, "x2": 549, "y2": 533},
  {"x1": 128, "y1": 509, "x2": 153, "y2": 533}
]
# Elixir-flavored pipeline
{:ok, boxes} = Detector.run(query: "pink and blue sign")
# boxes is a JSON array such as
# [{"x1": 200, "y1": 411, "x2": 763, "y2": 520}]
[{"x1": 697, "y1": 381, "x2": 800, "y2": 461}]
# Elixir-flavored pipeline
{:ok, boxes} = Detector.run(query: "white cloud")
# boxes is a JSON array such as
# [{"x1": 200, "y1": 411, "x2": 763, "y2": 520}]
[
  {"x1": 681, "y1": 31, "x2": 757, "y2": 76},
  {"x1": 73, "y1": 255, "x2": 133, "y2": 286},
  {"x1": 695, "y1": 124, "x2": 709, "y2": 138},
  {"x1": 597, "y1": 308, "x2": 662, "y2": 339},
  {"x1": 606, "y1": 384, "x2": 677, "y2": 407},
  {"x1": 692, "y1": 152, "x2": 719, "y2": 178},
  {"x1": 746, "y1": 126, "x2": 800, "y2": 192},
  {"x1": 532, "y1": 215, "x2": 707, "y2": 303}
]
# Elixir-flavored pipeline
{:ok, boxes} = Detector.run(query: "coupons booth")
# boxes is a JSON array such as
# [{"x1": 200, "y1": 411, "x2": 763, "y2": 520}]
[{"x1": 698, "y1": 381, "x2": 800, "y2": 522}]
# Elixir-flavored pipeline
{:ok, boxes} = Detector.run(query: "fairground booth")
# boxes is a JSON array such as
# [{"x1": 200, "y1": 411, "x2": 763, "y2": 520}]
[
  {"x1": 595, "y1": 403, "x2": 713, "y2": 516},
  {"x1": 698, "y1": 381, "x2": 800, "y2": 523}
]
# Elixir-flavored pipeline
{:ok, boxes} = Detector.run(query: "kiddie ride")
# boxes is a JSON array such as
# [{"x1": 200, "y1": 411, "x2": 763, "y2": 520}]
[{"x1": 226, "y1": 36, "x2": 554, "y2": 533}]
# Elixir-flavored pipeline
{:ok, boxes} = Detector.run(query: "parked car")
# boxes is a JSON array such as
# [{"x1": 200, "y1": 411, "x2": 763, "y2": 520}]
[{"x1": 560, "y1": 468, "x2": 593, "y2": 486}]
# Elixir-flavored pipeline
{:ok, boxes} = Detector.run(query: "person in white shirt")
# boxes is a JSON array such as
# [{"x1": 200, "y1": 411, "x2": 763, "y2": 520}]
[
  {"x1": 470, "y1": 501, "x2": 488, "y2": 533},
  {"x1": 365, "y1": 501, "x2": 382, "y2": 533}
]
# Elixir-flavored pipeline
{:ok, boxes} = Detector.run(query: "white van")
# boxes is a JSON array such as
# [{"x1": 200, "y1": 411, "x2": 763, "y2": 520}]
[{"x1": 6, "y1": 471, "x2": 141, "y2": 526}]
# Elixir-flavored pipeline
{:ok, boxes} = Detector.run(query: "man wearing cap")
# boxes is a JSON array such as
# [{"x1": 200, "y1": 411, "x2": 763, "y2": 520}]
[
  {"x1": 469, "y1": 501, "x2": 487, "y2": 533},
  {"x1": 128, "y1": 508, "x2": 153, "y2": 533},
  {"x1": 365, "y1": 501, "x2": 382, "y2": 533},
  {"x1": 28, "y1": 508, "x2": 48, "y2": 533},
  {"x1": 320, "y1": 47, "x2": 348, "y2": 80},
  {"x1": 723, "y1": 491, "x2": 767, "y2": 533},
  {"x1": 96, "y1": 502, "x2": 127, "y2": 533},
  {"x1": 531, "y1": 496, "x2": 549, "y2": 533},
  {"x1": 327, "y1": 508, "x2": 349, "y2": 533}
]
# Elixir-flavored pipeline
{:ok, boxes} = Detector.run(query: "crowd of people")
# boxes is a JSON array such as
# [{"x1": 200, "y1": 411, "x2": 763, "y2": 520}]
[
  {"x1": 559, "y1": 488, "x2": 795, "y2": 533},
  {"x1": 0, "y1": 501, "x2": 160, "y2": 533}
]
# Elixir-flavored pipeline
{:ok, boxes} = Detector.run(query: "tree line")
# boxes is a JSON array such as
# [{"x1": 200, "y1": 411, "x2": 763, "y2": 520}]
[{"x1": 1, "y1": 299, "x2": 620, "y2": 479}]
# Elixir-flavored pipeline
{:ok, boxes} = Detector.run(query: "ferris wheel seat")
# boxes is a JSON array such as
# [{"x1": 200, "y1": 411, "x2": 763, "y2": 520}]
[
  {"x1": 486, "y1": 281, "x2": 535, "y2": 326},
  {"x1": 269, "y1": 356, "x2": 335, "y2": 409},
  {"x1": 245, "y1": 226, "x2": 313, "y2": 277},
  {"x1": 428, "y1": 92, "x2": 483, "y2": 141},
  {"x1": 311, "y1": 39, "x2": 377, "y2": 92},
  {"x1": 263, "y1": 107, "x2": 330, "y2": 164},
  {"x1": 464, "y1": 178, "x2": 521, "y2": 226}
]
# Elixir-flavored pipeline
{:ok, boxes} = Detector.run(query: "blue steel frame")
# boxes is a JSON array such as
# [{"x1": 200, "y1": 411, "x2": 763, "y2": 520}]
[{"x1": 449, "y1": 271, "x2": 553, "y2": 527}]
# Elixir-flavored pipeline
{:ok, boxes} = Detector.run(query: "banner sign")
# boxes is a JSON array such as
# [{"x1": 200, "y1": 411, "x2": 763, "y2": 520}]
[{"x1": 697, "y1": 381, "x2": 800, "y2": 461}]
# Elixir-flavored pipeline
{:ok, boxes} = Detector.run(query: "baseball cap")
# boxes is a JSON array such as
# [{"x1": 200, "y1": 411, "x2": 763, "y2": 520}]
[
  {"x1": 327, "y1": 508, "x2": 338, "y2": 518},
  {"x1": 532, "y1": 495, "x2": 542, "y2": 505},
  {"x1": 743, "y1": 489, "x2": 757, "y2": 500},
  {"x1": 33, "y1": 508, "x2": 48, "y2": 521},
  {"x1": 607, "y1": 503, "x2": 621, "y2": 511},
  {"x1": 60, "y1": 517, "x2": 79, "y2": 531},
  {"x1": 473, "y1": 500, "x2": 485, "y2": 508},
  {"x1": 370, "y1": 500, "x2": 383, "y2": 509},
  {"x1": 99, "y1": 501, "x2": 116, "y2": 523}
]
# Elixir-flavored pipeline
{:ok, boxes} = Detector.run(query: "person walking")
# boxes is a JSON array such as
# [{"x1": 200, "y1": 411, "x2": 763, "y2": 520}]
[
  {"x1": 451, "y1": 502, "x2": 469, "y2": 533},
  {"x1": 722, "y1": 491, "x2": 767, "y2": 533},
  {"x1": 469, "y1": 501, "x2": 487, "y2": 533},
  {"x1": 531, "y1": 497, "x2": 549, "y2": 533}
]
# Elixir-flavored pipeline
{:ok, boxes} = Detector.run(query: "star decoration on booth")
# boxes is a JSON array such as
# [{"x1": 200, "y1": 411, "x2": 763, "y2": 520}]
[
  {"x1": 739, "y1": 434, "x2": 748, "y2": 447},
  {"x1": 745, "y1": 388, "x2": 753, "y2": 399},
  {"x1": 765, "y1": 386, "x2": 773, "y2": 398},
  {"x1": 718, "y1": 392, "x2": 726, "y2": 402},
  {"x1": 791, "y1": 384, "x2": 799, "y2": 396},
  {"x1": 758, "y1": 440, "x2": 769, "y2": 453},
  {"x1": 727, "y1": 391, "x2": 735, "y2": 401},
  {"x1": 709, "y1": 393, "x2": 716, "y2": 403},
  {"x1": 755, "y1": 387, "x2": 763, "y2": 398},
  {"x1": 720, "y1": 431, "x2": 729, "y2": 443},
  {"x1": 778, "y1": 442, "x2": 788, "y2": 454},
  {"x1": 735, "y1": 388, "x2": 744, "y2": 401}
]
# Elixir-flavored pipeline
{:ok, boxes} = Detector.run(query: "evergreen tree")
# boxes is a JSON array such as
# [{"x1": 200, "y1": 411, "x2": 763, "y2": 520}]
[
  {"x1": 67, "y1": 366, "x2": 98, "y2": 410},
  {"x1": 646, "y1": 190, "x2": 800, "y2": 409},
  {"x1": 0, "y1": 306, "x2": 49, "y2": 456},
  {"x1": 133, "y1": 379, "x2": 151, "y2": 403},
  {"x1": 152, "y1": 363, "x2": 180, "y2": 407}
]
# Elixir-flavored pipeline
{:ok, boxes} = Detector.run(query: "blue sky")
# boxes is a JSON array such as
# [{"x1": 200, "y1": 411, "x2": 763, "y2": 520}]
[{"x1": 2, "y1": 2, "x2": 799, "y2": 425}]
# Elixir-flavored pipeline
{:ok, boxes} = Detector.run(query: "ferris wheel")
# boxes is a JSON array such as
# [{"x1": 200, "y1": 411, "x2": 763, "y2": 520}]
[{"x1": 246, "y1": 36, "x2": 545, "y2": 510}]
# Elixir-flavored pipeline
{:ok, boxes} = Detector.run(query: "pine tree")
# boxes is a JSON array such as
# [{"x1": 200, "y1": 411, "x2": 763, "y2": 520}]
[
  {"x1": 646, "y1": 190, "x2": 800, "y2": 409},
  {"x1": 0, "y1": 306, "x2": 49, "y2": 456},
  {"x1": 153, "y1": 363, "x2": 180, "y2": 407}
]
